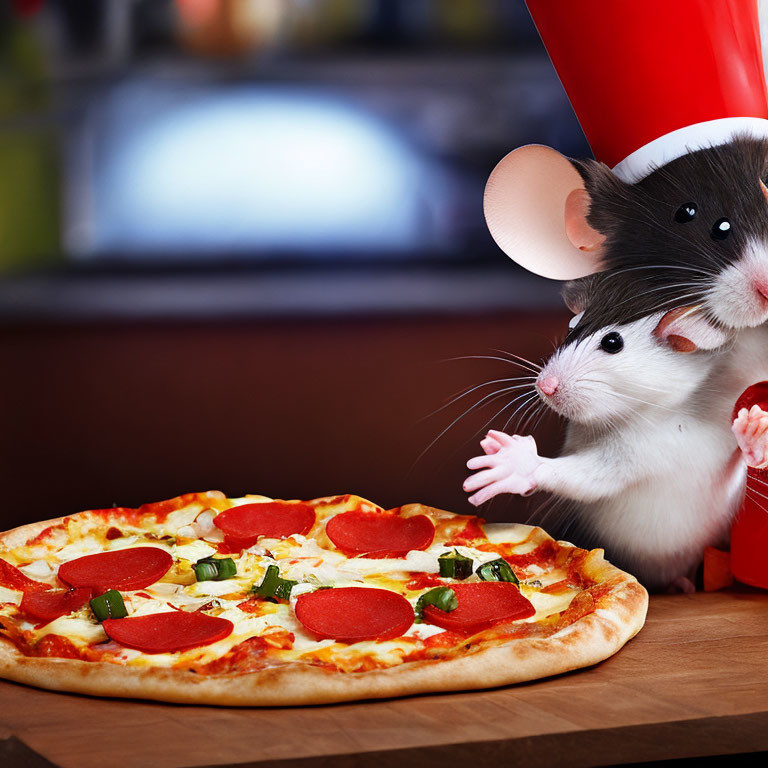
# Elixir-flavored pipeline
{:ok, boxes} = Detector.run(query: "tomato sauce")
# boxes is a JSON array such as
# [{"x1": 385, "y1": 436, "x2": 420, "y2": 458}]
[
  {"x1": 406, "y1": 573, "x2": 447, "y2": 590},
  {"x1": 444, "y1": 516, "x2": 486, "y2": 546},
  {"x1": 194, "y1": 636, "x2": 270, "y2": 675}
]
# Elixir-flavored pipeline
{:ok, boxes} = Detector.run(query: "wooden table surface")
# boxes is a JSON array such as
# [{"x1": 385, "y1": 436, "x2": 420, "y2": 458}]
[{"x1": 2, "y1": 588, "x2": 768, "y2": 768}]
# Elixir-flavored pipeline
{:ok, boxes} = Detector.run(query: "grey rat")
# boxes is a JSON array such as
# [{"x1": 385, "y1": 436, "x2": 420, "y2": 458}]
[
  {"x1": 463, "y1": 294, "x2": 766, "y2": 593},
  {"x1": 572, "y1": 136, "x2": 768, "y2": 331},
  {"x1": 566, "y1": 137, "x2": 768, "y2": 427},
  {"x1": 485, "y1": 136, "x2": 768, "y2": 334}
]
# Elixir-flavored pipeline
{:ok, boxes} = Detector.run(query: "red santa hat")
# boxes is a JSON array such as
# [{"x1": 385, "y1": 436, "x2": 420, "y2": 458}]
[{"x1": 526, "y1": 0, "x2": 768, "y2": 182}]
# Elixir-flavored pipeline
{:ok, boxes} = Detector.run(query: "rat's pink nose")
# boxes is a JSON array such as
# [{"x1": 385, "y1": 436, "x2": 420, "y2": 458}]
[
  {"x1": 537, "y1": 375, "x2": 559, "y2": 396},
  {"x1": 756, "y1": 280, "x2": 768, "y2": 302}
]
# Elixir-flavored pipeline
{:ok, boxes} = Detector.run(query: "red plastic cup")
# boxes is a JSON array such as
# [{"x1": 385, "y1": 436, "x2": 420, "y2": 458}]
[{"x1": 731, "y1": 382, "x2": 768, "y2": 588}]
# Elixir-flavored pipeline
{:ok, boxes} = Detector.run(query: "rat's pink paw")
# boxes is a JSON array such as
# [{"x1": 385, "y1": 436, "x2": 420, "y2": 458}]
[
  {"x1": 732, "y1": 405, "x2": 768, "y2": 469},
  {"x1": 464, "y1": 433, "x2": 542, "y2": 505},
  {"x1": 479, "y1": 435, "x2": 502, "y2": 455},
  {"x1": 479, "y1": 430, "x2": 516, "y2": 455}
]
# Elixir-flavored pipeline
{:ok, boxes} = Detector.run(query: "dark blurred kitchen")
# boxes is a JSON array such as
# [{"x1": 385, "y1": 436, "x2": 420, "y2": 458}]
[{"x1": 0, "y1": 0, "x2": 588, "y2": 528}]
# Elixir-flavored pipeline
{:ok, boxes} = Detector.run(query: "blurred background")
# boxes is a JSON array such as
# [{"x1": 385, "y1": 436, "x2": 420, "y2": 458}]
[{"x1": 0, "y1": 0, "x2": 589, "y2": 528}]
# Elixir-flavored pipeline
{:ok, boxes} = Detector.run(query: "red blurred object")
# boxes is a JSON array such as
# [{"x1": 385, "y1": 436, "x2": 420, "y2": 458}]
[
  {"x1": 525, "y1": 0, "x2": 768, "y2": 180},
  {"x1": 175, "y1": 0, "x2": 286, "y2": 58},
  {"x1": 733, "y1": 381, "x2": 768, "y2": 420},
  {"x1": 12, "y1": 0, "x2": 44, "y2": 17},
  {"x1": 731, "y1": 382, "x2": 768, "y2": 589},
  {"x1": 703, "y1": 546, "x2": 733, "y2": 592}
]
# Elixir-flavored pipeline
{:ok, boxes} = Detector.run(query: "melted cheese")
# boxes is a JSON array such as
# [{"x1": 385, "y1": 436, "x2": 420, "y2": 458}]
[
  {"x1": 505, "y1": 538, "x2": 541, "y2": 555},
  {"x1": 402, "y1": 623, "x2": 446, "y2": 640},
  {"x1": 187, "y1": 579, "x2": 244, "y2": 597},
  {"x1": 0, "y1": 586, "x2": 21, "y2": 605},
  {"x1": 338, "y1": 550, "x2": 439, "y2": 577},
  {"x1": 54, "y1": 536, "x2": 103, "y2": 562},
  {"x1": 172, "y1": 541, "x2": 217, "y2": 562},
  {"x1": 483, "y1": 523, "x2": 534, "y2": 544},
  {"x1": 36, "y1": 615, "x2": 107, "y2": 644},
  {"x1": 0, "y1": 494, "x2": 596, "y2": 671},
  {"x1": 520, "y1": 586, "x2": 577, "y2": 622},
  {"x1": 18, "y1": 560, "x2": 54, "y2": 579}
]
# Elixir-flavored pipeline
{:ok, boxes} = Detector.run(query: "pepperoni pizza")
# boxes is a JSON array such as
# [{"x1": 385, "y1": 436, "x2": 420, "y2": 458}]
[{"x1": 0, "y1": 492, "x2": 647, "y2": 705}]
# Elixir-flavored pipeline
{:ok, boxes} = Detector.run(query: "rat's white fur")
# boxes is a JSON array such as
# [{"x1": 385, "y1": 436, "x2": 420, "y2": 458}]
[
  {"x1": 707, "y1": 237, "x2": 768, "y2": 328},
  {"x1": 539, "y1": 317, "x2": 744, "y2": 590},
  {"x1": 540, "y1": 314, "x2": 717, "y2": 425},
  {"x1": 465, "y1": 312, "x2": 749, "y2": 592}
]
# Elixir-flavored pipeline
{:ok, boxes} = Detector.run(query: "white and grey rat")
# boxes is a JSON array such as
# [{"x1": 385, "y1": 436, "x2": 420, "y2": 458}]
[
  {"x1": 559, "y1": 137, "x2": 768, "y2": 473},
  {"x1": 573, "y1": 137, "x2": 768, "y2": 330},
  {"x1": 462, "y1": 300, "x2": 767, "y2": 593},
  {"x1": 488, "y1": 136, "x2": 768, "y2": 332},
  {"x1": 574, "y1": 136, "x2": 768, "y2": 414}
]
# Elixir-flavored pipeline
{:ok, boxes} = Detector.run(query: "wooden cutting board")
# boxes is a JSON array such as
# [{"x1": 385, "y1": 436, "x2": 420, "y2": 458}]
[{"x1": 2, "y1": 588, "x2": 768, "y2": 768}]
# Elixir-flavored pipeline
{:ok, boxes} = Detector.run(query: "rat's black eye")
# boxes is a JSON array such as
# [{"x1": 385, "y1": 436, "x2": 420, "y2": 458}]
[
  {"x1": 674, "y1": 203, "x2": 697, "y2": 223},
  {"x1": 711, "y1": 217, "x2": 731, "y2": 240},
  {"x1": 600, "y1": 332, "x2": 624, "y2": 354}
]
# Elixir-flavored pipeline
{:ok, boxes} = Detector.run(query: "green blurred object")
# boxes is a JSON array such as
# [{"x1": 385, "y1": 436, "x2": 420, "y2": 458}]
[
  {"x1": 434, "y1": 0, "x2": 496, "y2": 44},
  {"x1": 0, "y1": 16, "x2": 60, "y2": 273}
]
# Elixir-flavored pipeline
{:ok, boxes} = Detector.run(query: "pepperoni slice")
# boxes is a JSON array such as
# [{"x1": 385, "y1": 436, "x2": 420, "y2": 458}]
[
  {"x1": 0, "y1": 558, "x2": 51, "y2": 593},
  {"x1": 21, "y1": 588, "x2": 92, "y2": 623},
  {"x1": 422, "y1": 582, "x2": 535, "y2": 633},
  {"x1": 213, "y1": 502, "x2": 316, "y2": 550},
  {"x1": 103, "y1": 611, "x2": 234, "y2": 654},
  {"x1": 325, "y1": 511, "x2": 434, "y2": 557},
  {"x1": 294, "y1": 587, "x2": 414, "y2": 643},
  {"x1": 58, "y1": 547, "x2": 173, "y2": 592}
]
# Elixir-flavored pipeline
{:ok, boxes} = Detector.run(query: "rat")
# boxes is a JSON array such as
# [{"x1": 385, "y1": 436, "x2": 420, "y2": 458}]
[
  {"x1": 486, "y1": 135, "x2": 768, "y2": 393},
  {"x1": 462, "y1": 289, "x2": 768, "y2": 593},
  {"x1": 568, "y1": 136, "x2": 768, "y2": 330},
  {"x1": 485, "y1": 136, "x2": 768, "y2": 332},
  {"x1": 564, "y1": 135, "x2": 768, "y2": 450},
  {"x1": 559, "y1": 135, "x2": 768, "y2": 443}
]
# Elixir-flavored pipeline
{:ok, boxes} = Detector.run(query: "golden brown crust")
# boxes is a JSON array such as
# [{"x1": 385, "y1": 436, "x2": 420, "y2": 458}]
[
  {"x1": 0, "y1": 580, "x2": 646, "y2": 705},
  {"x1": 0, "y1": 515, "x2": 70, "y2": 549},
  {"x1": 0, "y1": 502, "x2": 648, "y2": 706}
]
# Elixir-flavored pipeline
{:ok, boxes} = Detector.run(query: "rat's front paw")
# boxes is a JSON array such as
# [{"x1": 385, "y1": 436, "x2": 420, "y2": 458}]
[
  {"x1": 732, "y1": 405, "x2": 768, "y2": 469},
  {"x1": 463, "y1": 430, "x2": 543, "y2": 506}
]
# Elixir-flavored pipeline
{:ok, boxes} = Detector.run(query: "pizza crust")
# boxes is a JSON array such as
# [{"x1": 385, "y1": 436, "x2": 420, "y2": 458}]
[
  {"x1": 0, "y1": 516, "x2": 71, "y2": 549},
  {"x1": 0, "y1": 504, "x2": 648, "y2": 706}
]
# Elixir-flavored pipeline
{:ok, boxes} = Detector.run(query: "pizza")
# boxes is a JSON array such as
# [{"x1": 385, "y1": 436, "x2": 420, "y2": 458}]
[{"x1": 0, "y1": 492, "x2": 647, "y2": 705}]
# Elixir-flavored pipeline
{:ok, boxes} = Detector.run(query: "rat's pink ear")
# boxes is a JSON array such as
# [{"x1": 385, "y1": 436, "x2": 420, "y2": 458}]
[
  {"x1": 484, "y1": 145, "x2": 606, "y2": 280},
  {"x1": 653, "y1": 308, "x2": 730, "y2": 353}
]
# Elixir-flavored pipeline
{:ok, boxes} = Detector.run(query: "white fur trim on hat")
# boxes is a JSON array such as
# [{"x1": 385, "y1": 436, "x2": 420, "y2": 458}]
[{"x1": 612, "y1": 117, "x2": 768, "y2": 183}]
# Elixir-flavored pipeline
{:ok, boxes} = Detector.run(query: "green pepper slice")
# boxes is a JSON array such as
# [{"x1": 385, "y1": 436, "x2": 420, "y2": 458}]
[
  {"x1": 194, "y1": 557, "x2": 237, "y2": 582},
  {"x1": 252, "y1": 564, "x2": 297, "y2": 601},
  {"x1": 90, "y1": 590, "x2": 128, "y2": 621},
  {"x1": 415, "y1": 586, "x2": 458, "y2": 622},
  {"x1": 438, "y1": 549, "x2": 473, "y2": 580},
  {"x1": 475, "y1": 558, "x2": 519, "y2": 585}
]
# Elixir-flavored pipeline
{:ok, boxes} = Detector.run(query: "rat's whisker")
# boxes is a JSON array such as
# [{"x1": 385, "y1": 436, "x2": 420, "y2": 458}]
[
  {"x1": 411, "y1": 387, "x2": 535, "y2": 469},
  {"x1": 474, "y1": 392, "x2": 540, "y2": 444},
  {"x1": 419, "y1": 377, "x2": 537, "y2": 423},
  {"x1": 443, "y1": 355, "x2": 541, "y2": 373},
  {"x1": 510, "y1": 399, "x2": 540, "y2": 436},
  {"x1": 491, "y1": 349, "x2": 543, "y2": 372},
  {"x1": 745, "y1": 489, "x2": 768, "y2": 517},
  {"x1": 746, "y1": 472, "x2": 768, "y2": 491},
  {"x1": 745, "y1": 477, "x2": 768, "y2": 501},
  {"x1": 579, "y1": 378, "x2": 679, "y2": 413}
]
